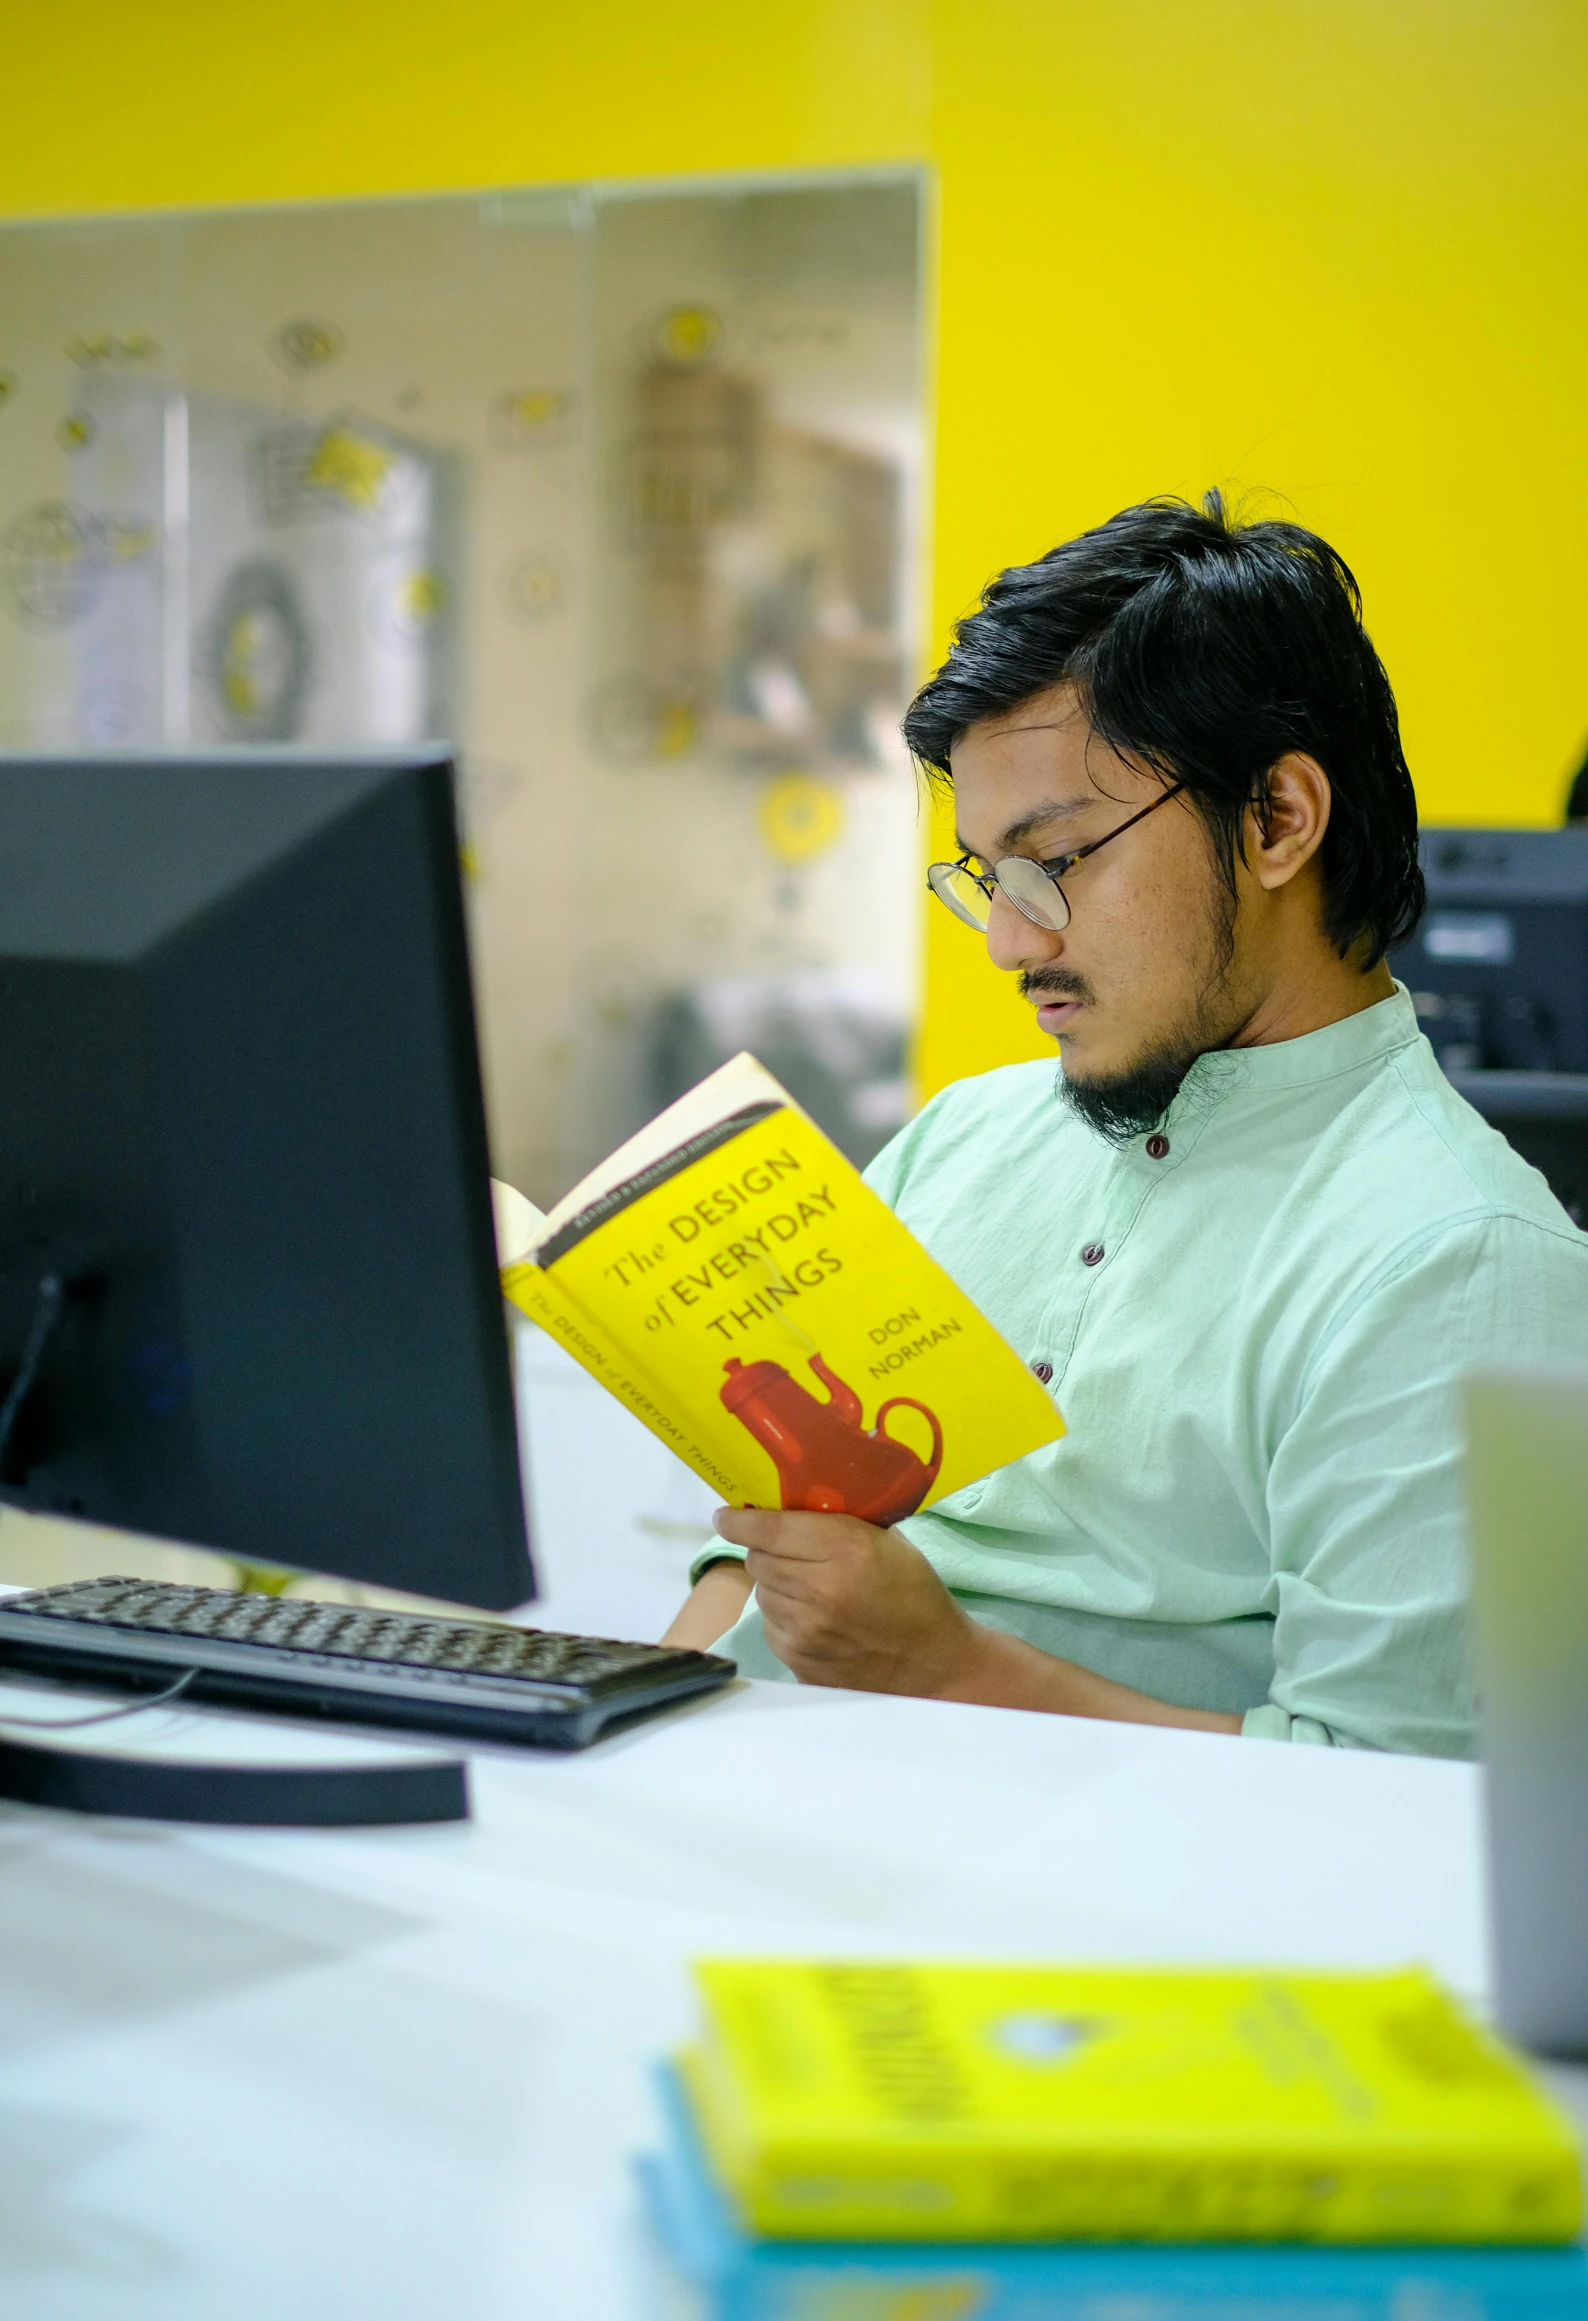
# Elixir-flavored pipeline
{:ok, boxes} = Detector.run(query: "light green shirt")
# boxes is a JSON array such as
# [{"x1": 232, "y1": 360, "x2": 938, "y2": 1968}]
[{"x1": 709, "y1": 987, "x2": 1588, "y2": 1755}]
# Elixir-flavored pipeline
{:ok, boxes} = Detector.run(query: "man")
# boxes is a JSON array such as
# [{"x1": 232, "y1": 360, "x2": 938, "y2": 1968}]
[{"x1": 664, "y1": 493, "x2": 1588, "y2": 1754}]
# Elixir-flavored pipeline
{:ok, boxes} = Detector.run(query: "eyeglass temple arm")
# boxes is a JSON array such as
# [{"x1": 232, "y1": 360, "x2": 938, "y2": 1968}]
[
  {"x1": 931, "y1": 778, "x2": 1185, "y2": 891},
  {"x1": 1070, "y1": 779, "x2": 1187, "y2": 865}
]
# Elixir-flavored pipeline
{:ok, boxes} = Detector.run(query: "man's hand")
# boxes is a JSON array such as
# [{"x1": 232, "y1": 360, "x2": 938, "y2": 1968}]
[
  {"x1": 708, "y1": 1505, "x2": 1243, "y2": 1734},
  {"x1": 710, "y1": 1506, "x2": 981, "y2": 1695}
]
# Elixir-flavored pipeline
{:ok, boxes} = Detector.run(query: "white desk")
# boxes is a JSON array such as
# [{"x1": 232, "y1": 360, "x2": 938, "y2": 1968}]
[{"x1": 5, "y1": 1676, "x2": 1580, "y2": 2321}]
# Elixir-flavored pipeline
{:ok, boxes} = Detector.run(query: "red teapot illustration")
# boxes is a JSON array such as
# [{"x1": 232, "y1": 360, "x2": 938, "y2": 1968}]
[{"x1": 720, "y1": 1352, "x2": 943, "y2": 1525}]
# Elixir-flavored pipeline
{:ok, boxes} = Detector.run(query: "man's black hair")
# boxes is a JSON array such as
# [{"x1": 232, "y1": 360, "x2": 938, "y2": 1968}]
[
  {"x1": 1566, "y1": 746, "x2": 1588, "y2": 824},
  {"x1": 904, "y1": 491, "x2": 1424, "y2": 966}
]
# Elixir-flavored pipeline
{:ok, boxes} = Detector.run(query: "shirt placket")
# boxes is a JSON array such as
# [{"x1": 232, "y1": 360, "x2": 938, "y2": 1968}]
[{"x1": 1033, "y1": 1093, "x2": 1226, "y2": 1393}]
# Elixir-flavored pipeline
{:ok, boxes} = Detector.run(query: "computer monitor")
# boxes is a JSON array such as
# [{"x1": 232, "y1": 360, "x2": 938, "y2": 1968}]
[{"x1": 0, "y1": 750, "x2": 534, "y2": 1612}]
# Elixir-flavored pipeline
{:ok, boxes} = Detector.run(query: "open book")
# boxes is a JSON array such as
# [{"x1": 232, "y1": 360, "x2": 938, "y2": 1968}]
[{"x1": 495, "y1": 1054, "x2": 1064, "y2": 1521}]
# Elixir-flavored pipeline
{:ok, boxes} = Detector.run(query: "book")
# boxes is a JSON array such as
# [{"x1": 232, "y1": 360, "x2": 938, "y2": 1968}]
[
  {"x1": 678, "y1": 1961, "x2": 1582, "y2": 2244},
  {"x1": 495, "y1": 1054, "x2": 1064, "y2": 1520},
  {"x1": 639, "y1": 2061, "x2": 1588, "y2": 2321}
]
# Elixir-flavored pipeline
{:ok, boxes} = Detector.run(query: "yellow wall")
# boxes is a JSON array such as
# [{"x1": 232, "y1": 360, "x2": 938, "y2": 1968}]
[{"x1": 4, "y1": 0, "x2": 1584, "y2": 1096}]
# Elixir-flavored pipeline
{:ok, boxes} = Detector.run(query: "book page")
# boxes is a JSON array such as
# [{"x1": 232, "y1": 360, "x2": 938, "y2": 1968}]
[
  {"x1": 491, "y1": 1178, "x2": 545, "y2": 1266},
  {"x1": 530, "y1": 1053, "x2": 794, "y2": 1252}
]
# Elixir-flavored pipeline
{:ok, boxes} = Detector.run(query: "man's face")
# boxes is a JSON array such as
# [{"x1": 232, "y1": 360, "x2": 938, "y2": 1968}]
[{"x1": 950, "y1": 684, "x2": 1245, "y2": 1123}]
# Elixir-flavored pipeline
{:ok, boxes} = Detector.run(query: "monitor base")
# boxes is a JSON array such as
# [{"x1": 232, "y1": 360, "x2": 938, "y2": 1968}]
[{"x1": 0, "y1": 1731, "x2": 469, "y2": 1824}]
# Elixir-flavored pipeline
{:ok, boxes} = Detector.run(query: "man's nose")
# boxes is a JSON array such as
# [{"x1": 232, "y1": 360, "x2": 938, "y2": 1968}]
[{"x1": 985, "y1": 885, "x2": 1066, "y2": 974}]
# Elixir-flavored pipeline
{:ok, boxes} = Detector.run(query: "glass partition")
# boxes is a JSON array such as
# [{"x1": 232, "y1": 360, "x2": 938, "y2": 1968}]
[{"x1": 0, "y1": 173, "x2": 927, "y2": 1202}]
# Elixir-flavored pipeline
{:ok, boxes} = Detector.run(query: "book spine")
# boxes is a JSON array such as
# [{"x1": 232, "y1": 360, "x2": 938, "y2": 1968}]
[
  {"x1": 638, "y1": 2151, "x2": 1588, "y2": 2321},
  {"x1": 647, "y1": 2062, "x2": 1588, "y2": 2321},
  {"x1": 734, "y1": 2149, "x2": 1583, "y2": 2244},
  {"x1": 502, "y1": 1262, "x2": 754, "y2": 1506},
  {"x1": 706, "y1": 2250, "x2": 1588, "y2": 2321}
]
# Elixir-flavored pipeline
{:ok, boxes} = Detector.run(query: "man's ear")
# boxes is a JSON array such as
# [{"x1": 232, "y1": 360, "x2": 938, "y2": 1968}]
[{"x1": 1250, "y1": 752, "x2": 1331, "y2": 892}]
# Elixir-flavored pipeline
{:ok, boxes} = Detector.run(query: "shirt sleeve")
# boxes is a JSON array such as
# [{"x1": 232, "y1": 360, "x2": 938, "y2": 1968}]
[
  {"x1": 1258, "y1": 1210, "x2": 1588, "y2": 1757},
  {"x1": 687, "y1": 1540, "x2": 748, "y2": 1587},
  {"x1": 1241, "y1": 1705, "x2": 1338, "y2": 1746}
]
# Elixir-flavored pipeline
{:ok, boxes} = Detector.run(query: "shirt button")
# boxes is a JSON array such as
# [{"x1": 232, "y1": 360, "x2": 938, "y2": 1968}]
[
  {"x1": 1029, "y1": 1358, "x2": 1053, "y2": 1385},
  {"x1": 1145, "y1": 1133, "x2": 1170, "y2": 1160},
  {"x1": 1081, "y1": 1242, "x2": 1105, "y2": 1267}
]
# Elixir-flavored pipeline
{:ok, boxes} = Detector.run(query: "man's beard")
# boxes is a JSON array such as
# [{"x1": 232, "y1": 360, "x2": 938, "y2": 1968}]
[
  {"x1": 1022, "y1": 885, "x2": 1239, "y2": 1147},
  {"x1": 1058, "y1": 1036, "x2": 1199, "y2": 1143}
]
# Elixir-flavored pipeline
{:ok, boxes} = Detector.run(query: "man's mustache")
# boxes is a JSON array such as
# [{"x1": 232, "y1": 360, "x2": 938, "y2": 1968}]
[{"x1": 1019, "y1": 967, "x2": 1095, "y2": 1005}]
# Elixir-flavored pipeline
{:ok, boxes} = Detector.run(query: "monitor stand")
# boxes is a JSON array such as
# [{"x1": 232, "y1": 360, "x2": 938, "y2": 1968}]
[
  {"x1": 0, "y1": 1730, "x2": 468, "y2": 1824},
  {"x1": 0, "y1": 1664, "x2": 468, "y2": 1825}
]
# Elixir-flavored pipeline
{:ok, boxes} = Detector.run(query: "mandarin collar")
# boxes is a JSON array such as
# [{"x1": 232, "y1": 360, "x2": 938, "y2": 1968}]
[{"x1": 1167, "y1": 982, "x2": 1421, "y2": 1118}]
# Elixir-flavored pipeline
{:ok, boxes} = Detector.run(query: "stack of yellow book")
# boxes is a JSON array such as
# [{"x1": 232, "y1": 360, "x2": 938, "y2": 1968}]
[{"x1": 638, "y1": 1961, "x2": 1588, "y2": 2321}]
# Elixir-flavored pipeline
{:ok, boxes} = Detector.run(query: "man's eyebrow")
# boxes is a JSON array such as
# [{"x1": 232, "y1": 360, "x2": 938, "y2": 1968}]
[{"x1": 955, "y1": 793, "x2": 1102, "y2": 857}]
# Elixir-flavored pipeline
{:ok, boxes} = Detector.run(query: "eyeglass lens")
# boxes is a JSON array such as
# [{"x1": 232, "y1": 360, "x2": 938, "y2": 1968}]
[
  {"x1": 929, "y1": 862, "x2": 996, "y2": 929},
  {"x1": 995, "y1": 857, "x2": 1071, "y2": 932},
  {"x1": 929, "y1": 858, "x2": 1071, "y2": 934}
]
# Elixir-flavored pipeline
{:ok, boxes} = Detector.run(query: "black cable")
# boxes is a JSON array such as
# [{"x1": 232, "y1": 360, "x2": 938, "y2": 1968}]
[
  {"x1": 0, "y1": 1273, "x2": 198, "y2": 1735},
  {"x1": 0, "y1": 1667, "x2": 198, "y2": 1731},
  {"x1": 0, "y1": 1269, "x2": 65, "y2": 1476}
]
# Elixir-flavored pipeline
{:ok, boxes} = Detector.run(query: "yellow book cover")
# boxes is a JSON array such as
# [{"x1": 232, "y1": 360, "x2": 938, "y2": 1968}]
[
  {"x1": 496, "y1": 1055, "x2": 1064, "y2": 1518},
  {"x1": 679, "y1": 1960, "x2": 1583, "y2": 2244}
]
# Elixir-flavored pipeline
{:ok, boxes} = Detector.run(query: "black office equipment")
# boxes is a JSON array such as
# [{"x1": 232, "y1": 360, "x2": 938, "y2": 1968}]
[
  {"x1": 1399, "y1": 827, "x2": 1588, "y2": 1074},
  {"x1": 0, "y1": 750, "x2": 528, "y2": 1600},
  {"x1": 0, "y1": 1724, "x2": 471, "y2": 1826},
  {"x1": 0, "y1": 1578, "x2": 731, "y2": 1752},
  {"x1": 0, "y1": 752, "x2": 735, "y2": 1820},
  {"x1": 1397, "y1": 829, "x2": 1588, "y2": 1222}
]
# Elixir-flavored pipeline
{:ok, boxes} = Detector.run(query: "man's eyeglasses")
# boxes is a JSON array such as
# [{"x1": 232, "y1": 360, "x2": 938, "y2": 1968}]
[{"x1": 927, "y1": 782, "x2": 1186, "y2": 934}]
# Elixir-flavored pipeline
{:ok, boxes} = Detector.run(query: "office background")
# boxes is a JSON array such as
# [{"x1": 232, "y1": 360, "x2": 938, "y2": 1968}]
[
  {"x1": 0, "y1": 2, "x2": 1583, "y2": 1109},
  {"x1": 3, "y1": 0, "x2": 1585, "y2": 1105}
]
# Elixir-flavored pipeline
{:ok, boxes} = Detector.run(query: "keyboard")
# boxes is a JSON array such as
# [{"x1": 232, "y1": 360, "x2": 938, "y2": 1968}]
[{"x1": 0, "y1": 1578, "x2": 736, "y2": 1751}]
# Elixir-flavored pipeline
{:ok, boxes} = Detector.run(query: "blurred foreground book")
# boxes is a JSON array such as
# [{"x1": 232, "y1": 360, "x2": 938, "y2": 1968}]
[
  {"x1": 640, "y1": 2063, "x2": 1588, "y2": 2321},
  {"x1": 679, "y1": 1962, "x2": 1581, "y2": 2243}
]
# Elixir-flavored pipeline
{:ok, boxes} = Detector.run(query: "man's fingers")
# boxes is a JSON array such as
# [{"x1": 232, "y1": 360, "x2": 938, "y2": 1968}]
[
  {"x1": 713, "y1": 1506, "x2": 875, "y2": 1562},
  {"x1": 712, "y1": 1506, "x2": 781, "y2": 1551},
  {"x1": 743, "y1": 1547, "x2": 830, "y2": 1599}
]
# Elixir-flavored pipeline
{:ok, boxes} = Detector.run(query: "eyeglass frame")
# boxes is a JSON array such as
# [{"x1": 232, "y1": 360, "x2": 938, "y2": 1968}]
[{"x1": 927, "y1": 780, "x2": 1188, "y2": 934}]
